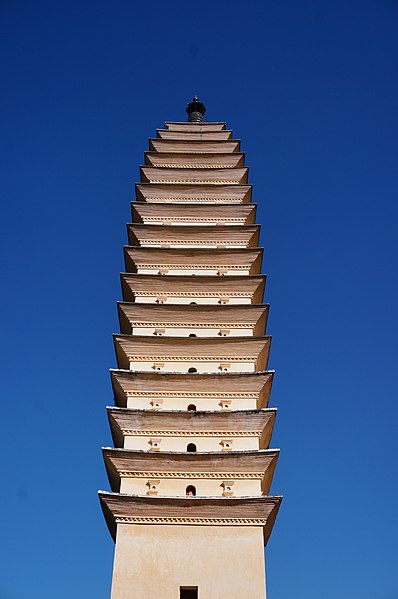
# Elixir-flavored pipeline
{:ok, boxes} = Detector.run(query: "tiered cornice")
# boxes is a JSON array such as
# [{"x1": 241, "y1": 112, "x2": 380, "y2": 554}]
[
  {"x1": 120, "y1": 274, "x2": 265, "y2": 304},
  {"x1": 136, "y1": 183, "x2": 252, "y2": 203},
  {"x1": 132, "y1": 202, "x2": 256, "y2": 225},
  {"x1": 107, "y1": 408, "x2": 277, "y2": 449},
  {"x1": 127, "y1": 224, "x2": 260, "y2": 248},
  {"x1": 103, "y1": 448, "x2": 279, "y2": 495},
  {"x1": 99, "y1": 492, "x2": 282, "y2": 544},
  {"x1": 110, "y1": 370, "x2": 274, "y2": 409},
  {"x1": 113, "y1": 334, "x2": 271, "y2": 372},
  {"x1": 124, "y1": 246, "x2": 263, "y2": 275},
  {"x1": 117, "y1": 303, "x2": 269, "y2": 337}
]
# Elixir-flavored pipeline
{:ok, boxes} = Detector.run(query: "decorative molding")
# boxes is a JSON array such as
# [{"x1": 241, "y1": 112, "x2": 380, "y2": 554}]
[
  {"x1": 145, "y1": 198, "x2": 243, "y2": 204},
  {"x1": 118, "y1": 472, "x2": 264, "y2": 479},
  {"x1": 115, "y1": 516, "x2": 268, "y2": 526},
  {"x1": 133, "y1": 292, "x2": 253, "y2": 298},
  {"x1": 150, "y1": 164, "x2": 235, "y2": 169},
  {"x1": 121, "y1": 429, "x2": 262, "y2": 437},
  {"x1": 139, "y1": 240, "x2": 249, "y2": 247},
  {"x1": 141, "y1": 217, "x2": 247, "y2": 224},
  {"x1": 134, "y1": 264, "x2": 249, "y2": 270},
  {"x1": 125, "y1": 391, "x2": 259, "y2": 399},
  {"x1": 148, "y1": 180, "x2": 240, "y2": 184},
  {"x1": 127, "y1": 356, "x2": 256, "y2": 363},
  {"x1": 129, "y1": 321, "x2": 254, "y2": 329}
]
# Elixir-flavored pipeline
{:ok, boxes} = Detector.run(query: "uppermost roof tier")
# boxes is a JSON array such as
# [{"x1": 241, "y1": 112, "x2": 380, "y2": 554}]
[
  {"x1": 157, "y1": 129, "x2": 233, "y2": 141},
  {"x1": 165, "y1": 122, "x2": 226, "y2": 132}
]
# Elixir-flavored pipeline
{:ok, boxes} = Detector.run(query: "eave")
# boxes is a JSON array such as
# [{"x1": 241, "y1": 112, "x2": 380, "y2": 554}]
[
  {"x1": 107, "y1": 407, "x2": 277, "y2": 450},
  {"x1": 157, "y1": 129, "x2": 233, "y2": 141},
  {"x1": 113, "y1": 334, "x2": 271, "y2": 372},
  {"x1": 120, "y1": 273, "x2": 265, "y2": 304},
  {"x1": 144, "y1": 152, "x2": 245, "y2": 169},
  {"x1": 131, "y1": 202, "x2": 256, "y2": 224},
  {"x1": 99, "y1": 491, "x2": 282, "y2": 546},
  {"x1": 127, "y1": 224, "x2": 260, "y2": 248},
  {"x1": 102, "y1": 448, "x2": 279, "y2": 495},
  {"x1": 149, "y1": 139, "x2": 241, "y2": 154},
  {"x1": 164, "y1": 122, "x2": 227, "y2": 131},
  {"x1": 135, "y1": 183, "x2": 252, "y2": 203},
  {"x1": 110, "y1": 370, "x2": 274, "y2": 409},
  {"x1": 124, "y1": 246, "x2": 263, "y2": 274},
  {"x1": 140, "y1": 166, "x2": 248, "y2": 185},
  {"x1": 117, "y1": 303, "x2": 269, "y2": 336}
]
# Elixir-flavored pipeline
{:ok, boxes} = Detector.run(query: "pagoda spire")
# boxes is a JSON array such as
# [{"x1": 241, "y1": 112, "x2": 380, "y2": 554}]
[{"x1": 186, "y1": 95, "x2": 206, "y2": 122}]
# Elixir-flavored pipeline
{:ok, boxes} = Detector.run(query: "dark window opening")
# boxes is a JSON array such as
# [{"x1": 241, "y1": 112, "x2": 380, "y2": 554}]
[
  {"x1": 187, "y1": 443, "x2": 197, "y2": 452},
  {"x1": 188, "y1": 367, "x2": 197, "y2": 374},
  {"x1": 189, "y1": 333, "x2": 197, "y2": 337},
  {"x1": 185, "y1": 485, "x2": 196, "y2": 497},
  {"x1": 187, "y1": 404, "x2": 197, "y2": 411},
  {"x1": 180, "y1": 587, "x2": 198, "y2": 599}
]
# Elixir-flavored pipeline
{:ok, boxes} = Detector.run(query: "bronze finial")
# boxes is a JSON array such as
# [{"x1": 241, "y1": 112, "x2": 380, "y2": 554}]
[{"x1": 186, "y1": 96, "x2": 206, "y2": 123}]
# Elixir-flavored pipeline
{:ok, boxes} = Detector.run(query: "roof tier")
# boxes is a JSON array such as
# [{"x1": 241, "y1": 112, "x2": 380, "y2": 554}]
[
  {"x1": 110, "y1": 371, "x2": 274, "y2": 409},
  {"x1": 136, "y1": 183, "x2": 252, "y2": 203},
  {"x1": 140, "y1": 167, "x2": 248, "y2": 185},
  {"x1": 127, "y1": 224, "x2": 260, "y2": 248},
  {"x1": 157, "y1": 129, "x2": 233, "y2": 141},
  {"x1": 132, "y1": 202, "x2": 256, "y2": 224},
  {"x1": 117, "y1": 303, "x2": 269, "y2": 336},
  {"x1": 113, "y1": 334, "x2": 271, "y2": 371},
  {"x1": 149, "y1": 139, "x2": 240, "y2": 153},
  {"x1": 124, "y1": 247, "x2": 263, "y2": 274},
  {"x1": 102, "y1": 448, "x2": 279, "y2": 495},
  {"x1": 107, "y1": 408, "x2": 277, "y2": 449},
  {"x1": 144, "y1": 152, "x2": 245, "y2": 169},
  {"x1": 120, "y1": 274, "x2": 265, "y2": 304},
  {"x1": 164, "y1": 122, "x2": 227, "y2": 131},
  {"x1": 99, "y1": 492, "x2": 282, "y2": 545}
]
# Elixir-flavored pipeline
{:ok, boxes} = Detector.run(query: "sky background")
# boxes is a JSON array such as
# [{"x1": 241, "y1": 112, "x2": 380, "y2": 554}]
[{"x1": 1, "y1": 0, "x2": 398, "y2": 597}]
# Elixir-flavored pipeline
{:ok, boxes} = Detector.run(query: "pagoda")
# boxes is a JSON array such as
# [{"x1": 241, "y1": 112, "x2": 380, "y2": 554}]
[{"x1": 99, "y1": 97, "x2": 282, "y2": 599}]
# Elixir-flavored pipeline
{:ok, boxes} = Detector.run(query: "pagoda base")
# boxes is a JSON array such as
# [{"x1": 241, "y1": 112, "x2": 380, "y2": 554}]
[{"x1": 111, "y1": 523, "x2": 267, "y2": 599}]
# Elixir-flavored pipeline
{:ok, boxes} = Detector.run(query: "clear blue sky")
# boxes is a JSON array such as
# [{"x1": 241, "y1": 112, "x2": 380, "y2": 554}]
[{"x1": 1, "y1": 1, "x2": 397, "y2": 597}]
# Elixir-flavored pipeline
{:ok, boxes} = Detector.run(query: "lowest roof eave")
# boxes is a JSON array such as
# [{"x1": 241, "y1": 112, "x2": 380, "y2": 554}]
[{"x1": 98, "y1": 491, "x2": 282, "y2": 546}]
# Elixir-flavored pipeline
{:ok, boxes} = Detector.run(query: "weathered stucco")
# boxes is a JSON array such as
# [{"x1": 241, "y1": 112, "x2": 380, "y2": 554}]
[{"x1": 110, "y1": 524, "x2": 266, "y2": 599}]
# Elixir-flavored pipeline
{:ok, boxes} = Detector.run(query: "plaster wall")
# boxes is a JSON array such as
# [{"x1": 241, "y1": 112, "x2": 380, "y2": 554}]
[
  {"x1": 140, "y1": 219, "x2": 245, "y2": 225},
  {"x1": 144, "y1": 199, "x2": 246, "y2": 204},
  {"x1": 129, "y1": 360, "x2": 256, "y2": 374},
  {"x1": 124, "y1": 432, "x2": 260, "y2": 451},
  {"x1": 126, "y1": 397, "x2": 258, "y2": 411},
  {"x1": 119, "y1": 477, "x2": 262, "y2": 497},
  {"x1": 131, "y1": 325, "x2": 253, "y2": 337},
  {"x1": 134, "y1": 295, "x2": 252, "y2": 305},
  {"x1": 110, "y1": 524, "x2": 266, "y2": 599},
  {"x1": 136, "y1": 267, "x2": 251, "y2": 276},
  {"x1": 123, "y1": 435, "x2": 259, "y2": 452}
]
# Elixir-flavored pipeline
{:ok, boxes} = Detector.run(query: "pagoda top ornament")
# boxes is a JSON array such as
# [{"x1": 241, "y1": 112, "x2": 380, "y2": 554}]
[{"x1": 186, "y1": 95, "x2": 206, "y2": 123}]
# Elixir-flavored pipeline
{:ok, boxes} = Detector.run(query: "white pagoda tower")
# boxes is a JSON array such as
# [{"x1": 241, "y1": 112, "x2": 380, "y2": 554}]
[{"x1": 99, "y1": 97, "x2": 282, "y2": 599}]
